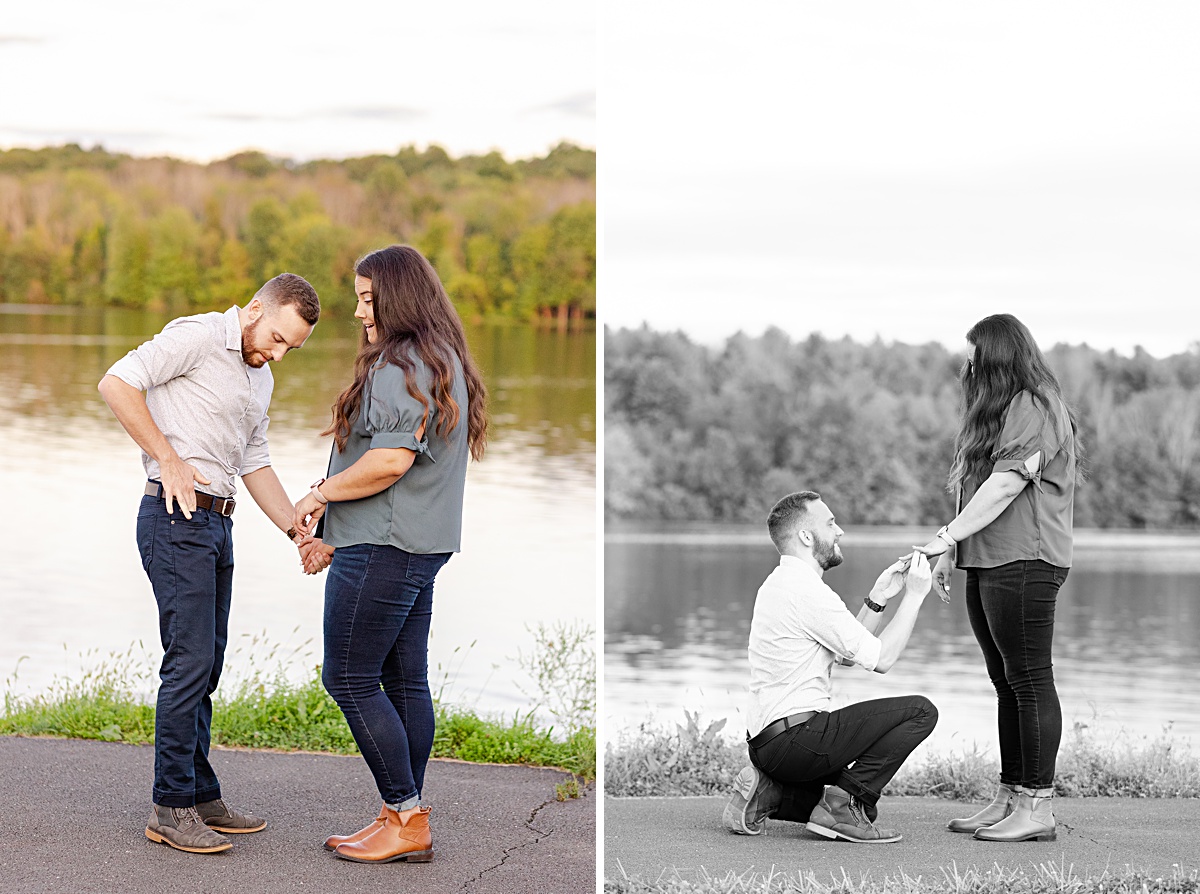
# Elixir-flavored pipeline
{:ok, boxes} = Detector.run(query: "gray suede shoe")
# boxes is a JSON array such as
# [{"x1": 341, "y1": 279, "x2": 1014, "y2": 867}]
[
  {"x1": 196, "y1": 798, "x2": 267, "y2": 833},
  {"x1": 146, "y1": 805, "x2": 232, "y2": 854}
]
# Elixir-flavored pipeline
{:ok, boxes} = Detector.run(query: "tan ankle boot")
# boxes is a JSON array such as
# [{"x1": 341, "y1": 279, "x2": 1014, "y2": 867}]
[
  {"x1": 333, "y1": 805, "x2": 434, "y2": 863},
  {"x1": 323, "y1": 804, "x2": 386, "y2": 851},
  {"x1": 973, "y1": 786, "x2": 1056, "y2": 841},
  {"x1": 947, "y1": 783, "x2": 1016, "y2": 833}
]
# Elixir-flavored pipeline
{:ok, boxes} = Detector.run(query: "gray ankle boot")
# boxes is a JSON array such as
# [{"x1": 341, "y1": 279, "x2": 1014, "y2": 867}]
[
  {"x1": 973, "y1": 786, "x2": 1056, "y2": 841},
  {"x1": 145, "y1": 804, "x2": 232, "y2": 853},
  {"x1": 947, "y1": 782, "x2": 1016, "y2": 833}
]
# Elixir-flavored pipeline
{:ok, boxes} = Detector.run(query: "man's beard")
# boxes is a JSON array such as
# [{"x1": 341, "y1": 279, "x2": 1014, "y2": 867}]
[
  {"x1": 241, "y1": 317, "x2": 265, "y2": 367},
  {"x1": 812, "y1": 531, "x2": 844, "y2": 570}
]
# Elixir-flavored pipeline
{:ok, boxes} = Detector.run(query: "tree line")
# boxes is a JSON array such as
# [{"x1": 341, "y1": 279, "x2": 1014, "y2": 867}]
[
  {"x1": 0, "y1": 142, "x2": 595, "y2": 324},
  {"x1": 606, "y1": 326, "x2": 1200, "y2": 529}
]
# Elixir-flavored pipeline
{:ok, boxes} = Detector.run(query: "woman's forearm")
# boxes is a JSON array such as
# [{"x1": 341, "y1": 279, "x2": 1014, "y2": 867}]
[
  {"x1": 947, "y1": 470, "x2": 1028, "y2": 541},
  {"x1": 320, "y1": 447, "x2": 417, "y2": 502}
]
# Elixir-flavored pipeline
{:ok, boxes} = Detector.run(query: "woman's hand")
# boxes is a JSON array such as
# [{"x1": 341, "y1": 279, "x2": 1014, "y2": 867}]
[
  {"x1": 933, "y1": 553, "x2": 953, "y2": 603},
  {"x1": 911, "y1": 535, "x2": 950, "y2": 559},
  {"x1": 293, "y1": 491, "x2": 327, "y2": 536}
]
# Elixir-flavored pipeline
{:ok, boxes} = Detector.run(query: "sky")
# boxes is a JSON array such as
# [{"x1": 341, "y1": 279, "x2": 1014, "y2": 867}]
[
  {"x1": 601, "y1": 0, "x2": 1200, "y2": 358},
  {"x1": 0, "y1": 1, "x2": 594, "y2": 163}
]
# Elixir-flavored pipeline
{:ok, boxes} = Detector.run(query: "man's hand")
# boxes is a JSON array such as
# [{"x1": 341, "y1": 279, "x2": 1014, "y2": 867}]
[
  {"x1": 933, "y1": 553, "x2": 953, "y2": 603},
  {"x1": 868, "y1": 558, "x2": 909, "y2": 606},
  {"x1": 297, "y1": 536, "x2": 335, "y2": 575},
  {"x1": 159, "y1": 455, "x2": 211, "y2": 519},
  {"x1": 905, "y1": 550, "x2": 932, "y2": 597},
  {"x1": 293, "y1": 492, "x2": 327, "y2": 536}
]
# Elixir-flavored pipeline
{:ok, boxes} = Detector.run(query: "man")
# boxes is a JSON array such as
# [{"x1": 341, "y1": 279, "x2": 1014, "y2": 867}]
[
  {"x1": 98, "y1": 273, "x2": 331, "y2": 855},
  {"x1": 721, "y1": 491, "x2": 939, "y2": 843}
]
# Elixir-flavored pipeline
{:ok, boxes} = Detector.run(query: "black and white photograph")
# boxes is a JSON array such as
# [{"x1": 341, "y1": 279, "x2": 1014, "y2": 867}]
[{"x1": 602, "y1": 1, "x2": 1200, "y2": 889}]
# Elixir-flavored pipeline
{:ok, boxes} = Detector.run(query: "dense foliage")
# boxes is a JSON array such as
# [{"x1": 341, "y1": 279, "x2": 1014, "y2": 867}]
[
  {"x1": 0, "y1": 142, "x2": 595, "y2": 323},
  {"x1": 606, "y1": 326, "x2": 1200, "y2": 528}
]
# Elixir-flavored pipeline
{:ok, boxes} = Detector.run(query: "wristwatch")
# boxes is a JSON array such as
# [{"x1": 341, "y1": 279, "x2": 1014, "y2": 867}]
[
  {"x1": 936, "y1": 525, "x2": 956, "y2": 546},
  {"x1": 864, "y1": 596, "x2": 886, "y2": 613},
  {"x1": 310, "y1": 477, "x2": 328, "y2": 504}
]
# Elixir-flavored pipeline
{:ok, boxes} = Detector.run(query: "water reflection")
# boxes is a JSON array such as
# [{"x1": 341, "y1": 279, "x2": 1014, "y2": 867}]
[
  {"x1": 605, "y1": 524, "x2": 1200, "y2": 753},
  {"x1": 0, "y1": 307, "x2": 595, "y2": 715}
]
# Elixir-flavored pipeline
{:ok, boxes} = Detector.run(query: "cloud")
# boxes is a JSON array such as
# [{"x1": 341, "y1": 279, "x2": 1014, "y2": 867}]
[
  {"x1": 0, "y1": 35, "x2": 45, "y2": 45},
  {"x1": 527, "y1": 91, "x2": 595, "y2": 118}
]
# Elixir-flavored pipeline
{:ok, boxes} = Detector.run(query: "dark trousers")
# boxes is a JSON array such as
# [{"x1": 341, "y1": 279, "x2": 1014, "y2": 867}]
[
  {"x1": 965, "y1": 559, "x2": 1067, "y2": 789},
  {"x1": 321, "y1": 544, "x2": 451, "y2": 806},
  {"x1": 749, "y1": 696, "x2": 937, "y2": 823},
  {"x1": 136, "y1": 492, "x2": 233, "y2": 808}
]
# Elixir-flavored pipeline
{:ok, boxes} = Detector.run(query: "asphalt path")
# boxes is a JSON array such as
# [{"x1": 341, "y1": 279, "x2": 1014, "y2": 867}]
[
  {"x1": 605, "y1": 795, "x2": 1200, "y2": 885},
  {"x1": 0, "y1": 736, "x2": 594, "y2": 894}
]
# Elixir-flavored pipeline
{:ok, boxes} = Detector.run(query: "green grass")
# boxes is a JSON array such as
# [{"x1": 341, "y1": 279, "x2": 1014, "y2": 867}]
[
  {"x1": 604, "y1": 712, "x2": 1200, "y2": 799},
  {"x1": 2, "y1": 625, "x2": 596, "y2": 785},
  {"x1": 604, "y1": 863, "x2": 1200, "y2": 894}
]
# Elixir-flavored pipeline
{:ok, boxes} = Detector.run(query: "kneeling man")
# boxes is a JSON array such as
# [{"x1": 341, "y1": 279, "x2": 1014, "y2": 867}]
[{"x1": 722, "y1": 491, "x2": 939, "y2": 843}]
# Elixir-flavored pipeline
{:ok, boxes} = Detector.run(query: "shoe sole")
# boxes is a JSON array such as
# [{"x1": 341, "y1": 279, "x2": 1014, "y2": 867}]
[
  {"x1": 145, "y1": 826, "x2": 232, "y2": 854},
  {"x1": 332, "y1": 849, "x2": 434, "y2": 864},
  {"x1": 204, "y1": 821, "x2": 267, "y2": 834},
  {"x1": 805, "y1": 821, "x2": 902, "y2": 844},
  {"x1": 973, "y1": 829, "x2": 1057, "y2": 842},
  {"x1": 721, "y1": 768, "x2": 765, "y2": 835}
]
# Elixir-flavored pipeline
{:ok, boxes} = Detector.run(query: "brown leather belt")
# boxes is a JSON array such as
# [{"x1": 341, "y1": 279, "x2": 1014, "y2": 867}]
[
  {"x1": 144, "y1": 481, "x2": 236, "y2": 517},
  {"x1": 748, "y1": 711, "x2": 818, "y2": 749}
]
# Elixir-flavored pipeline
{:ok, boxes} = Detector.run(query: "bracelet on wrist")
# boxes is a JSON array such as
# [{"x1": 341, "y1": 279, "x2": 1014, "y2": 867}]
[
  {"x1": 286, "y1": 526, "x2": 298, "y2": 541},
  {"x1": 864, "y1": 596, "x2": 886, "y2": 613}
]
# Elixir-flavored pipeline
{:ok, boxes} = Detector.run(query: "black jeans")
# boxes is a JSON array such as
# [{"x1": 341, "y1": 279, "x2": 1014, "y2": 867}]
[
  {"x1": 965, "y1": 559, "x2": 1068, "y2": 789},
  {"x1": 748, "y1": 696, "x2": 937, "y2": 823},
  {"x1": 136, "y1": 492, "x2": 233, "y2": 808}
]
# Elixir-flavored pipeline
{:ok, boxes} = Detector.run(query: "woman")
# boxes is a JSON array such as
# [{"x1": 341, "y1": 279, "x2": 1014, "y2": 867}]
[
  {"x1": 913, "y1": 313, "x2": 1081, "y2": 843},
  {"x1": 292, "y1": 244, "x2": 487, "y2": 863}
]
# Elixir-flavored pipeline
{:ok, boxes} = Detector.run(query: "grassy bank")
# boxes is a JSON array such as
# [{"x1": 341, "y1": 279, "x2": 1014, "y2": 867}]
[
  {"x1": 605, "y1": 864, "x2": 1200, "y2": 894},
  {"x1": 605, "y1": 711, "x2": 1200, "y2": 799},
  {"x1": 2, "y1": 625, "x2": 596, "y2": 785}
]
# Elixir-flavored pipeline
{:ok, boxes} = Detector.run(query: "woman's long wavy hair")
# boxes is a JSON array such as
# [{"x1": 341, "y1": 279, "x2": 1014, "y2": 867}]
[
  {"x1": 324, "y1": 245, "x2": 488, "y2": 460},
  {"x1": 948, "y1": 314, "x2": 1082, "y2": 493}
]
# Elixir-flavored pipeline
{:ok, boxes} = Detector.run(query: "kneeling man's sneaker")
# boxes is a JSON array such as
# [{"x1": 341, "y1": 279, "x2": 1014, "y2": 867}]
[
  {"x1": 196, "y1": 798, "x2": 267, "y2": 833},
  {"x1": 146, "y1": 804, "x2": 232, "y2": 854},
  {"x1": 805, "y1": 785, "x2": 901, "y2": 843},
  {"x1": 722, "y1": 766, "x2": 783, "y2": 835}
]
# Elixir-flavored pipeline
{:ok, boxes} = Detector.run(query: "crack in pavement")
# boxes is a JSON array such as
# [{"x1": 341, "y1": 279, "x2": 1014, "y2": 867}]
[{"x1": 459, "y1": 794, "x2": 559, "y2": 892}]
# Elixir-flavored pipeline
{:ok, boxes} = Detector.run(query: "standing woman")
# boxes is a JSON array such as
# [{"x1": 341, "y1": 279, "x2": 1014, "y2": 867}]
[
  {"x1": 292, "y1": 244, "x2": 487, "y2": 863},
  {"x1": 913, "y1": 314, "x2": 1081, "y2": 843}
]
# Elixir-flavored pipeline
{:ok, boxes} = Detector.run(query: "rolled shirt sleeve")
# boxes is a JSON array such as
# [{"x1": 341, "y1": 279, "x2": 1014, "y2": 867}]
[
  {"x1": 990, "y1": 390, "x2": 1055, "y2": 484},
  {"x1": 240, "y1": 412, "x2": 272, "y2": 475},
  {"x1": 365, "y1": 363, "x2": 432, "y2": 457}
]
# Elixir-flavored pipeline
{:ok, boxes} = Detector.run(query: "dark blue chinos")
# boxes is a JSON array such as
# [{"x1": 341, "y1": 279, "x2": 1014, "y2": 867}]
[{"x1": 136, "y1": 490, "x2": 233, "y2": 808}]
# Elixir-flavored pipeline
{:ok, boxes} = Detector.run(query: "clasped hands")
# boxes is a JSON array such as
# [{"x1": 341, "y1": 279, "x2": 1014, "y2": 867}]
[
  {"x1": 869, "y1": 549, "x2": 939, "y2": 607},
  {"x1": 290, "y1": 493, "x2": 333, "y2": 575}
]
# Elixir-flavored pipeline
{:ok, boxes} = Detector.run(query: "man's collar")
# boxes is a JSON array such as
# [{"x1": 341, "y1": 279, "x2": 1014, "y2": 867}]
[
  {"x1": 223, "y1": 306, "x2": 242, "y2": 353},
  {"x1": 779, "y1": 554, "x2": 821, "y2": 578}
]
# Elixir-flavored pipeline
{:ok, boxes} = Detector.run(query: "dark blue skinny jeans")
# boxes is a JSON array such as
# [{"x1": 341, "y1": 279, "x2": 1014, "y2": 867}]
[
  {"x1": 322, "y1": 543, "x2": 451, "y2": 807},
  {"x1": 136, "y1": 491, "x2": 233, "y2": 808},
  {"x1": 964, "y1": 559, "x2": 1068, "y2": 789}
]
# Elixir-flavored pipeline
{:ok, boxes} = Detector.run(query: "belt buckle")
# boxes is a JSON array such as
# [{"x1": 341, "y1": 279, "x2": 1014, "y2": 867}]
[{"x1": 219, "y1": 498, "x2": 235, "y2": 517}]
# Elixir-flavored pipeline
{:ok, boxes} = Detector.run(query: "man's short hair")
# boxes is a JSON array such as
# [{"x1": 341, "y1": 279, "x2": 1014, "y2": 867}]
[
  {"x1": 255, "y1": 273, "x2": 320, "y2": 325},
  {"x1": 767, "y1": 491, "x2": 821, "y2": 554}
]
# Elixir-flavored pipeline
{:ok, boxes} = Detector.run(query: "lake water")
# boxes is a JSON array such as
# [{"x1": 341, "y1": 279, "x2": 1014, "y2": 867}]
[
  {"x1": 605, "y1": 523, "x2": 1200, "y2": 755},
  {"x1": 0, "y1": 306, "x2": 595, "y2": 718}
]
